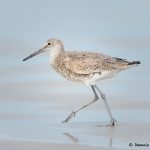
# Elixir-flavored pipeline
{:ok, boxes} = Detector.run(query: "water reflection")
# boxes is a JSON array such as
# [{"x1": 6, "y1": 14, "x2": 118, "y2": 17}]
[
  {"x1": 63, "y1": 132, "x2": 79, "y2": 143},
  {"x1": 63, "y1": 125, "x2": 116, "y2": 148},
  {"x1": 63, "y1": 132, "x2": 113, "y2": 148},
  {"x1": 0, "y1": 101, "x2": 150, "y2": 149},
  {"x1": 61, "y1": 121, "x2": 150, "y2": 149}
]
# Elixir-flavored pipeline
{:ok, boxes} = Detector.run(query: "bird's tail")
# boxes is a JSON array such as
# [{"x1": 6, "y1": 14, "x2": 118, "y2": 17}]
[
  {"x1": 128, "y1": 61, "x2": 141, "y2": 66},
  {"x1": 119, "y1": 60, "x2": 141, "y2": 70}
]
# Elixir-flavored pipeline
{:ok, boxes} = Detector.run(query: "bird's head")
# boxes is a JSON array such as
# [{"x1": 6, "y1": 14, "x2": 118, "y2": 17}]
[{"x1": 23, "y1": 38, "x2": 64, "y2": 61}]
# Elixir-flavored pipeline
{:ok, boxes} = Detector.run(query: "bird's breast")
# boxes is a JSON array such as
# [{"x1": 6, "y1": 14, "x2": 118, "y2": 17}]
[{"x1": 50, "y1": 56, "x2": 87, "y2": 82}]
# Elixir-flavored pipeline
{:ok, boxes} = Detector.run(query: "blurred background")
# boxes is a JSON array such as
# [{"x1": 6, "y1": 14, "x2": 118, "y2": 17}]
[{"x1": 0, "y1": 0, "x2": 150, "y2": 145}]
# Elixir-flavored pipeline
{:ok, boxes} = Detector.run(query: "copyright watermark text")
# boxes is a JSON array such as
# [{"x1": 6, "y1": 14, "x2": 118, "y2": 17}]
[{"x1": 129, "y1": 142, "x2": 149, "y2": 148}]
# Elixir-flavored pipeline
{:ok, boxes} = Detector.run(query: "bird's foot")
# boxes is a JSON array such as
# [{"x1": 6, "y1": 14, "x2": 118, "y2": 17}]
[
  {"x1": 62, "y1": 111, "x2": 76, "y2": 123},
  {"x1": 97, "y1": 118, "x2": 117, "y2": 127},
  {"x1": 106, "y1": 118, "x2": 117, "y2": 126}
]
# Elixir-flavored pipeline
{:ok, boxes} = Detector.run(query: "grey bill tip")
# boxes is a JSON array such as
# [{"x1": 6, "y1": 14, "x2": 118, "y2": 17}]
[
  {"x1": 22, "y1": 54, "x2": 34, "y2": 61},
  {"x1": 22, "y1": 49, "x2": 44, "y2": 61},
  {"x1": 23, "y1": 57, "x2": 29, "y2": 61}
]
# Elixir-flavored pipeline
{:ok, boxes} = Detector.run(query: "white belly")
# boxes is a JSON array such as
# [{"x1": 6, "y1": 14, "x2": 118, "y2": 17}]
[{"x1": 84, "y1": 70, "x2": 120, "y2": 86}]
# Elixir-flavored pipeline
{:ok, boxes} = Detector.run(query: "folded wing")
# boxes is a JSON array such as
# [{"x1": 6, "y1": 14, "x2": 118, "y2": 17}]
[{"x1": 64, "y1": 51, "x2": 130, "y2": 75}]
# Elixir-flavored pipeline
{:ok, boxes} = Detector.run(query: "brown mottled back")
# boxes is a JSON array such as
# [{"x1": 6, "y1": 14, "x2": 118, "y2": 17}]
[{"x1": 64, "y1": 51, "x2": 131, "y2": 74}]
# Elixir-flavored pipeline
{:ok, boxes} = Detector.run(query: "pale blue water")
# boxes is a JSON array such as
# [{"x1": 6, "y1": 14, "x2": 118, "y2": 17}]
[
  {"x1": 0, "y1": 0, "x2": 150, "y2": 149},
  {"x1": 0, "y1": 101, "x2": 149, "y2": 149}
]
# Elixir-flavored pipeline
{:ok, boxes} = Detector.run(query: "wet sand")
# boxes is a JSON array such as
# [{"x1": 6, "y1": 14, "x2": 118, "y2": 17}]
[
  {"x1": 1, "y1": 0, "x2": 150, "y2": 148},
  {"x1": 1, "y1": 42, "x2": 150, "y2": 150},
  {"x1": 0, "y1": 98, "x2": 150, "y2": 150},
  {"x1": 0, "y1": 118, "x2": 150, "y2": 150},
  {"x1": 0, "y1": 139, "x2": 128, "y2": 150}
]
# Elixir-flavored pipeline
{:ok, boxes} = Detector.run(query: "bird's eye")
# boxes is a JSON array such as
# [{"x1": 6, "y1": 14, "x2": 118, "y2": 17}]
[{"x1": 47, "y1": 42, "x2": 51, "y2": 45}]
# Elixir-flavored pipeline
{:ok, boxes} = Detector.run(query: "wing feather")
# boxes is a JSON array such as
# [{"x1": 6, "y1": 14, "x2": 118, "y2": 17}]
[{"x1": 64, "y1": 51, "x2": 114, "y2": 74}]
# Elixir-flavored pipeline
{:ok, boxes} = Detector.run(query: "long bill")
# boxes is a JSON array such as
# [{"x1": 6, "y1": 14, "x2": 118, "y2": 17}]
[{"x1": 22, "y1": 48, "x2": 45, "y2": 61}]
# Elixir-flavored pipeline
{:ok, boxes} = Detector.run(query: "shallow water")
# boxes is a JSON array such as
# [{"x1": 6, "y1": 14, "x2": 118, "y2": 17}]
[
  {"x1": 0, "y1": 98, "x2": 150, "y2": 149},
  {"x1": 1, "y1": 0, "x2": 150, "y2": 149},
  {"x1": 0, "y1": 43, "x2": 150, "y2": 149}
]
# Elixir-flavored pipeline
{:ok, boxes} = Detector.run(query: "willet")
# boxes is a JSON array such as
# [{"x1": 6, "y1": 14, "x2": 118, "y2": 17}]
[{"x1": 23, "y1": 38, "x2": 140, "y2": 126}]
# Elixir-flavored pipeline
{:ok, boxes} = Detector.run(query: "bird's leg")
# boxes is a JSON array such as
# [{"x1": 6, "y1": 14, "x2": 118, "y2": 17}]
[
  {"x1": 94, "y1": 84, "x2": 116, "y2": 126},
  {"x1": 62, "y1": 85, "x2": 99, "y2": 123}
]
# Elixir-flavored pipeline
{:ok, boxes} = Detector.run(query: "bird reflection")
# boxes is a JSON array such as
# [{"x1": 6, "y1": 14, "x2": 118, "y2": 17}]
[
  {"x1": 63, "y1": 132, "x2": 79, "y2": 143},
  {"x1": 63, "y1": 126, "x2": 115, "y2": 148}
]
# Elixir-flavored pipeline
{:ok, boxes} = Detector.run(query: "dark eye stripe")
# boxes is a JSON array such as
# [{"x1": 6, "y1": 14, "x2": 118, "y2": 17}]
[{"x1": 48, "y1": 43, "x2": 51, "y2": 45}]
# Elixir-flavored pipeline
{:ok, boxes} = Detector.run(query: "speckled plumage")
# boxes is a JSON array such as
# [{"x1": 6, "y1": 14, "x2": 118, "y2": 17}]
[
  {"x1": 23, "y1": 38, "x2": 140, "y2": 85},
  {"x1": 46, "y1": 39, "x2": 140, "y2": 85},
  {"x1": 23, "y1": 38, "x2": 141, "y2": 125}
]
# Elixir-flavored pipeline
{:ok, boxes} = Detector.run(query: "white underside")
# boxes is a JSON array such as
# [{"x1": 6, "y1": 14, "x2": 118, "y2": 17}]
[
  {"x1": 84, "y1": 70, "x2": 120, "y2": 86},
  {"x1": 49, "y1": 47, "x2": 63, "y2": 65}
]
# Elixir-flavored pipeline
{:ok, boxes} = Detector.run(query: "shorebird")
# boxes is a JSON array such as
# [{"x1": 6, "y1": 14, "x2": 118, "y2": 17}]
[{"x1": 23, "y1": 38, "x2": 140, "y2": 126}]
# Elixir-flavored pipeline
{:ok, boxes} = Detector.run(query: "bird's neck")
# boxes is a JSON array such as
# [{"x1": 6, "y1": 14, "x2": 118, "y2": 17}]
[{"x1": 49, "y1": 47, "x2": 64, "y2": 65}]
